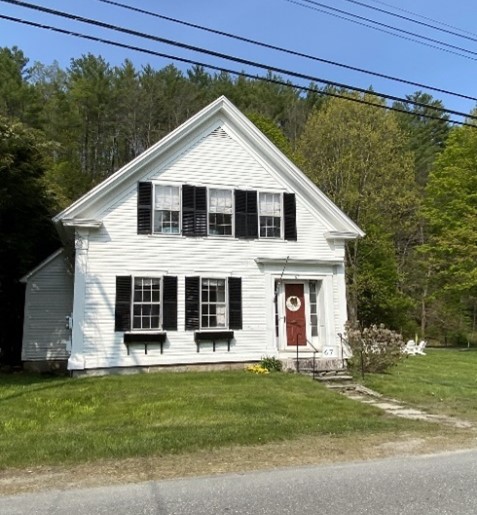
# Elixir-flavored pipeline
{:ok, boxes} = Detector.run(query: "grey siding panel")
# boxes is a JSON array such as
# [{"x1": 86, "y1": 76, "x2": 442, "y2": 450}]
[{"x1": 22, "y1": 251, "x2": 73, "y2": 361}]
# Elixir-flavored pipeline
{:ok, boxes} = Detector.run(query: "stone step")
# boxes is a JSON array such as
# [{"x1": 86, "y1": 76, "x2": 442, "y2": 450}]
[
  {"x1": 314, "y1": 374, "x2": 353, "y2": 382},
  {"x1": 314, "y1": 369, "x2": 350, "y2": 377},
  {"x1": 326, "y1": 383, "x2": 360, "y2": 390}
]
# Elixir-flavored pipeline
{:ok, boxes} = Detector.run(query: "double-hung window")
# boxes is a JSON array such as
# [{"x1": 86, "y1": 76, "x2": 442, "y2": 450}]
[
  {"x1": 201, "y1": 278, "x2": 227, "y2": 328},
  {"x1": 259, "y1": 192, "x2": 282, "y2": 238},
  {"x1": 154, "y1": 185, "x2": 180, "y2": 234},
  {"x1": 209, "y1": 189, "x2": 233, "y2": 236},
  {"x1": 115, "y1": 275, "x2": 178, "y2": 332},
  {"x1": 185, "y1": 276, "x2": 242, "y2": 331},
  {"x1": 132, "y1": 277, "x2": 161, "y2": 330}
]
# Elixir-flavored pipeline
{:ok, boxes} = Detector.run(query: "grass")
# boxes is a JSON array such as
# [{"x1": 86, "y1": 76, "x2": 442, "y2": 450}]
[
  {"x1": 363, "y1": 348, "x2": 477, "y2": 422},
  {"x1": 0, "y1": 370, "x2": 429, "y2": 470}
]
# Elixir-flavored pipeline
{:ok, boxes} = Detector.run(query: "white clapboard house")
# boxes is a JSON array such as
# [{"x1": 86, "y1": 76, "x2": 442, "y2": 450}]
[{"x1": 21, "y1": 96, "x2": 364, "y2": 374}]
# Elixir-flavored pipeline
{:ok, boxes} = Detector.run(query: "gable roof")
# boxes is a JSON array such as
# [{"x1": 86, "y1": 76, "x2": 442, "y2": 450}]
[{"x1": 53, "y1": 96, "x2": 364, "y2": 237}]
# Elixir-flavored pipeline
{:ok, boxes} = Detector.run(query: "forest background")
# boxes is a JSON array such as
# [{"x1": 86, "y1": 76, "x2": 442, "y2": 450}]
[{"x1": 1, "y1": 45, "x2": 476, "y2": 365}]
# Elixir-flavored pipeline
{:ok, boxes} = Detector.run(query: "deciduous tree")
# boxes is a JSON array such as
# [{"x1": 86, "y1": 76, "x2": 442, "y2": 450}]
[
  {"x1": 298, "y1": 93, "x2": 418, "y2": 328},
  {"x1": 0, "y1": 117, "x2": 57, "y2": 365}
]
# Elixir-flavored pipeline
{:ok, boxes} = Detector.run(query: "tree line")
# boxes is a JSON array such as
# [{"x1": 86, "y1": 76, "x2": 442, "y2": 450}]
[{"x1": 1, "y1": 46, "x2": 476, "y2": 365}]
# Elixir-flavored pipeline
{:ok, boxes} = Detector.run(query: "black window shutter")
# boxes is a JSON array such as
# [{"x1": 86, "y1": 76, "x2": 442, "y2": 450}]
[
  {"x1": 283, "y1": 193, "x2": 297, "y2": 241},
  {"x1": 115, "y1": 276, "x2": 132, "y2": 331},
  {"x1": 182, "y1": 185, "x2": 195, "y2": 236},
  {"x1": 235, "y1": 190, "x2": 258, "y2": 239},
  {"x1": 228, "y1": 277, "x2": 242, "y2": 330},
  {"x1": 185, "y1": 276, "x2": 200, "y2": 330},
  {"x1": 137, "y1": 182, "x2": 152, "y2": 234},
  {"x1": 194, "y1": 186, "x2": 207, "y2": 236},
  {"x1": 162, "y1": 276, "x2": 178, "y2": 331},
  {"x1": 182, "y1": 185, "x2": 207, "y2": 236}
]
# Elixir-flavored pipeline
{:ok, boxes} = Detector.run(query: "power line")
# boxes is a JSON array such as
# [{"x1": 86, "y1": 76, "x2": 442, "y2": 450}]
[
  {"x1": 0, "y1": 13, "x2": 474, "y2": 128},
  {"x1": 360, "y1": 0, "x2": 477, "y2": 38},
  {"x1": 96, "y1": 0, "x2": 477, "y2": 104},
  {"x1": 287, "y1": 0, "x2": 477, "y2": 63},
  {"x1": 341, "y1": 0, "x2": 477, "y2": 44},
  {"x1": 289, "y1": 0, "x2": 477, "y2": 60},
  {"x1": 0, "y1": 0, "x2": 474, "y2": 122}
]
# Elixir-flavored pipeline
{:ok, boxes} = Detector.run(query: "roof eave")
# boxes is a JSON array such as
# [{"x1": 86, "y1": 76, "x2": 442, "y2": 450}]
[{"x1": 20, "y1": 248, "x2": 64, "y2": 283}]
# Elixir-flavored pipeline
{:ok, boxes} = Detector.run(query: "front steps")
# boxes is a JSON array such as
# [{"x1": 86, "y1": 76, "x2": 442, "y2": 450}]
[{"x1": 283, "y1": 357, "x2": 354, "y2": 385}]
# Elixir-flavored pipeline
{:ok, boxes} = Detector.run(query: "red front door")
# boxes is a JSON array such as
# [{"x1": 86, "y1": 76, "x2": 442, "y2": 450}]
[{"x1": 285, "y1": 283, "x2": 306, "y2": 346}]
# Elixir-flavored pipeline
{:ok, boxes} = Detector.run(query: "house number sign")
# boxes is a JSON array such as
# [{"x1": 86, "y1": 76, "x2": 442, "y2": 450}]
[{"x1": 286, "y1": 296, "x2": 301, "y2": 312}]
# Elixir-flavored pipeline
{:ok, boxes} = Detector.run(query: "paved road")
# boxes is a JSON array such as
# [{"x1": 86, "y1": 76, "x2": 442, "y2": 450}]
[{"x1": 3, "y1": 449, "x2": 477, "y2": 514}]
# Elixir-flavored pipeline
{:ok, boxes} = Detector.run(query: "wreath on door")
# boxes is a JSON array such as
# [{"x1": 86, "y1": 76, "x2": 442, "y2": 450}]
[{"x1": 286, "y1": 296, "x2": 301, "y2": 312}]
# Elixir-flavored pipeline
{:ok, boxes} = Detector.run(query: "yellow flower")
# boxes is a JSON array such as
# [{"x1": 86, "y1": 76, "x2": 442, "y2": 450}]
[{"x1": 246, "y1": 364, "x2": 270, "y2": 375}]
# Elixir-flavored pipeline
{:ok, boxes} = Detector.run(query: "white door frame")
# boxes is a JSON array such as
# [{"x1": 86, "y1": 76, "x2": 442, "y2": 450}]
[{"x1": 275, "y1": 278, "x2": 325, "y2": 353}]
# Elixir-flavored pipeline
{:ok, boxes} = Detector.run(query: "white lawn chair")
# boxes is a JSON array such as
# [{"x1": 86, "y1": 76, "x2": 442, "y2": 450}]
[
  {"x1": 415, "y1": 340, "x2": 427, "y2": 355},
  {"x1": 403, "y1": 339, "x2": 418, "y2": 355}
]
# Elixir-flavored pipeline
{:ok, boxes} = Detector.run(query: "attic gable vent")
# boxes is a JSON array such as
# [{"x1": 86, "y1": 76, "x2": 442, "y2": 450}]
[{"x1": 209, "y1": 127, "x2": 230, "y2": 139}]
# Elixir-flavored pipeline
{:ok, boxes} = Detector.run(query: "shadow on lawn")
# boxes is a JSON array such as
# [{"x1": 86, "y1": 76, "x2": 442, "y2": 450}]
[{"x1": 0, "y1": 372, "x2": 67, "y2": 402}]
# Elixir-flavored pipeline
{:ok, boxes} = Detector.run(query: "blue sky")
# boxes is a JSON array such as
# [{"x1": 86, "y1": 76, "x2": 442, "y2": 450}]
[{"x1": 1, "y1": 0, "x2": 476, "y2": 121}]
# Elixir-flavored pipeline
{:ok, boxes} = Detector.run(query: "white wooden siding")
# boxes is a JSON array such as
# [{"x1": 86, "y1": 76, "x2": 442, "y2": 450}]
[
  {"x1": 76, "y1": 125, "x2": 347, "y2": 369},
  {"x1": 22, "y1": 251, "x2": 73, "y2": 361}
]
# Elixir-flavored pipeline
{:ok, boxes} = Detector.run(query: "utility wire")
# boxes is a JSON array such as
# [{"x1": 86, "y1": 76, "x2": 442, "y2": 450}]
[
  {"x1": 96, "y1": 0, "x2": 477, "y2": 104},
  {"x1": 365, "y1": 0, "x2": 477, "y2": 38},
  {"x1": 341, "y1": 0, "x2": 477, "y2": 44},
  {"x1": 287, "y1": 0, "x2": 477, "y2": 63},
  {"x1": 0, "y1": 0, "x2": 474, "y2": 122},
  {"x1": 289, "y1": 0, "x2": 477, "y2": 59},
  {"x1": 1, "y1": 13, "x2": 474, "y2": 128}
]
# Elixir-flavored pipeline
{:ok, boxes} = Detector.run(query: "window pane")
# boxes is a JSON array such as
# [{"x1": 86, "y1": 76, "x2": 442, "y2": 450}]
[
  {"x1": 259, "y1": 192, "x2": 281, "y2": 216},
  {"x1": 209, "y1": 189, "x2": 232, "y2": 214},
  {"x1": 259, "y1": 216, "x2": 281, "y2": 238},
  {"x1": 155, "y1": 185, "x2": 180, "y2": 210},
  {"x1": 154, "y1": 185, "x2": 180, "y2": 233},
  {"x1": 154, "y1": 210, "x2": 180, "y2": 234},
  {"x1": 311, "y1": 315, "x2": 318, "y2": 336},
  {"x1": 209, "y1": 190, "x2": 233, "y2": 235},
  {"x1": 210, "y1": 288, "x2": 217, "y2": 303},
  {"x1": 309, "y1": 281, "x2": 318, "y2": 338},
  {"x1": 216, "y1": 287, "x2": 225, "y2": 303},
  {"x1": 209, "y1": 213, "x2": 232, "y2": 235},
  {"x1": 216, "y1": 305, "x2": 226, "y2": 327}
]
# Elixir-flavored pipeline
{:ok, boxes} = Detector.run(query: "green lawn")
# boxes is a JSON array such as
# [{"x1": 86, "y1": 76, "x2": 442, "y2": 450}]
[
  {"x1": 0, "y1": 370, "x2": 428, "y2": 470},
  {"x1": 363, "y1": 348, "x2": 477, "y2": 422}
]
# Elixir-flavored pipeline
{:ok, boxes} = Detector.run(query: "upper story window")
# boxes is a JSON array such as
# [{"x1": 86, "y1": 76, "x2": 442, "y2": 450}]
[
  {"x1": 154, "y1": 185, "x2": 180, "y2": 234},
  {"x1": 137, "y1": 182, "x2": 296, "y2": 241},
  {"x1": 259, "y1": 192, "x2": 282, "y2": 238},
  {"x1": 209, "y1": 189, "x2": 233, "y2": 236}
]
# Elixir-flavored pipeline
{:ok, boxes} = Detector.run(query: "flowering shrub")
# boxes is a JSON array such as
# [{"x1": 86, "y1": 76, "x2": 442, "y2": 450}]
[
  {"x1": 346, "y1": 322, "x2": 405, "y2": 374},
  {"x1": 246, "y1": 364, "x2": 270, "y2": 375}
]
